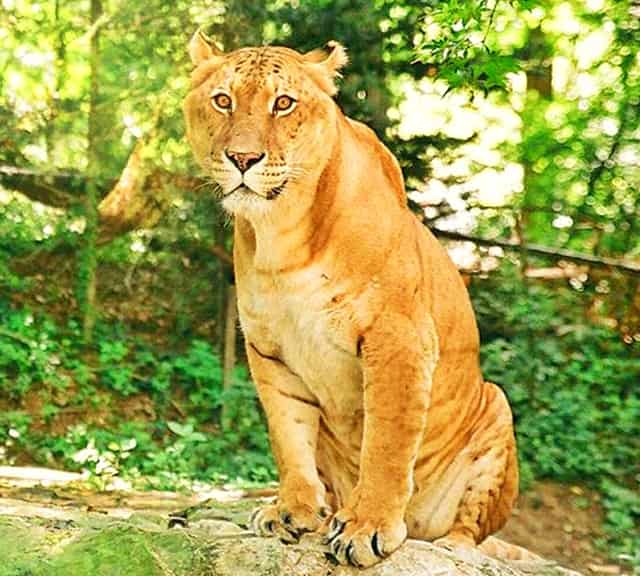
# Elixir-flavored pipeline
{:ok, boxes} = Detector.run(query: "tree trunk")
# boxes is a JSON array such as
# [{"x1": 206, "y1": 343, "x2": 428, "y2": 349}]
[
  {"x1": 222, "y1": 283, "x2": 238, "y2": 429},
  {"x1": 45, "y1": 0, "x2": 66, "y2": 160},
  {"x1": 79, "y1": 0, "x2": 102, "y2": 344}
]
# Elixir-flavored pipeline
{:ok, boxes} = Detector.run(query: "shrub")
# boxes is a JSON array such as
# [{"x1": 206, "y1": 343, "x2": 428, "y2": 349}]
[
  {"x1": 0, "y1": 301, "x2": 275, "y2": 486},
  {"x1": 471, "y1": 263, "x2": 640, "y2": 566}
]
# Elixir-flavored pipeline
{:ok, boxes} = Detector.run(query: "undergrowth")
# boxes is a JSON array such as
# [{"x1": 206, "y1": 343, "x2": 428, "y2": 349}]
[
  {"x1": 471, "y1": 263, "x2": 640, "y2": 569},
  {"x1": 0, "y1": 299, "x2": 274, "y2": 487}
]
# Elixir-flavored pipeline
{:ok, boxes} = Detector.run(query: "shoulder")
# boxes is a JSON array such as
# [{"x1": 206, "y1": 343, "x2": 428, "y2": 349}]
[{"x1": 345, "y1": 118, "x2": 406, "y2": 202}]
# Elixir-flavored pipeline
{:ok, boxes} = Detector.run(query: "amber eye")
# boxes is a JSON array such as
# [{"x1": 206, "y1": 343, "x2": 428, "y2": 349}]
[
  {"x1": 273, "y1": 95, "x2": 296, "y2": 114},
  {"x1": 212, "y1": 92, "x2": 232, "y2": 112}
]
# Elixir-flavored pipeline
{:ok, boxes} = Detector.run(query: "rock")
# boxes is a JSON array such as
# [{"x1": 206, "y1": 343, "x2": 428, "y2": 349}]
[
  {"x1": 0, "y1": 479, "x2": 582, "y2": 576},
  {"x1": 0, "y1": 465, "x2": 85, "y2": 486},
  {"x1": 587, "y1": 564, "x2": 621, "y2": 575},
  {"x1": 0, "y1": 514, "x2": 582, "y2": 576}
]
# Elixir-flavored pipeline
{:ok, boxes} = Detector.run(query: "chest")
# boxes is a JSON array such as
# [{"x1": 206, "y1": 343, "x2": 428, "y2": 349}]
[{"x1": 237, "y1": 270, "x2": 363, "y2": 412}]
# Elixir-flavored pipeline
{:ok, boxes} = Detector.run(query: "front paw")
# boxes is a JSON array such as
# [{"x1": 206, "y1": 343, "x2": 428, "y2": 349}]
[
  {"x1": 323, "y1": 507, "x2": 407, "y2": 567},
  {"x1": 250, "y1": 502, "x2": 331, "y2": 544}
]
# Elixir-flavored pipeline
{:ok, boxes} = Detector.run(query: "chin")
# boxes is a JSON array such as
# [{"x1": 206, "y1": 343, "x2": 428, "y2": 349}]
[{"x1": 220, "y1": 186, "x2": 275, "y2": 219}]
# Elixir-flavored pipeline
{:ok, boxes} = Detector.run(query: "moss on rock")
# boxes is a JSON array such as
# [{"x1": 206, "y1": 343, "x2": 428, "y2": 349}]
[{"x1": 0, "y1": 499, "x2": 582, "y2": 576}]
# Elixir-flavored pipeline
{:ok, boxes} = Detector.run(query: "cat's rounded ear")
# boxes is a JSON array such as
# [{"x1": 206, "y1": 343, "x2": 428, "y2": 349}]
[
  {"x1": 302, "y1": 41, "x2": 348, "y2": 95},
  {"x1": 189, "y1": 29, "x2": 224, "y2": 66}
]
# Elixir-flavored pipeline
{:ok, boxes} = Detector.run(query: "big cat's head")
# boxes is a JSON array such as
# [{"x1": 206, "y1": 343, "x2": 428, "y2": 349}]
[{"x1": 183, "y1": 31, "x2": 348, "y2": 218}]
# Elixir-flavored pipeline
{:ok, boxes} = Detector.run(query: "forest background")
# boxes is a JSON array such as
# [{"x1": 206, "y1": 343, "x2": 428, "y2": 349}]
[{"x1": 0, "y1": 0, "x2": 638, "y2": 570}]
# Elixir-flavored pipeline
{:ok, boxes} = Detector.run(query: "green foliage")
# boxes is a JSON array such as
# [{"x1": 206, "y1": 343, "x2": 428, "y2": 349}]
[
  {"x1": 0, "y1": 412, "x2": 32, "y2": 464},
  {"x1": 598, "y1": 480, "x2": 640, "y2": 567},
  {"x1": 31, "y1": 404, "x2": 274, "y2": 489},
  {"x1": 472, "y1": 263, "x2": 640, "y2": 565},
  {"x1": 0, "y1": 301, "x2": 274, "y2": 486},
  {"x1": 0, "y1": 194, "x2": 70, "y2": 258},
  {"x1": 0, "y1": 252, "x2": 26, "y2": 292},
  {"x1": 415, "y1": 0, "x2": 530, "y2": 93},
  {"x1": 0, "y1": 302, "x2": 70, "y2": 398}
]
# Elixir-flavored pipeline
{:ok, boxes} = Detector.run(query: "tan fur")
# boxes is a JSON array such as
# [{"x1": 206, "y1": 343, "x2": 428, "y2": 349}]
[{"x1": 183, "y1": 34, "x2": 520, "y2": 568}]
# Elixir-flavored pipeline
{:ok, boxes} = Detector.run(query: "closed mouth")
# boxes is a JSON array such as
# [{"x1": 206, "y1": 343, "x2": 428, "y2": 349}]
[
  {"x1": 223, "y1": 180, "x2": 287, "y2": 200},
  {"x1": 223, "y1": 184, "x2": 249, "y2": 198}
]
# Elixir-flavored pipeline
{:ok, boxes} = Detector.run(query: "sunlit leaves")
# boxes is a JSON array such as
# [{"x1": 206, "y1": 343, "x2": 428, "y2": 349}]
[{"x1": 414, "y1": 0, "x2": 531, "y2": 93}]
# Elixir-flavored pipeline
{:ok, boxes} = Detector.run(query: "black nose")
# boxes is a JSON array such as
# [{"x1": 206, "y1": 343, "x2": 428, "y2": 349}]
[{"x1": 225, "y1": 150, "x2": 265, "y2": 173}]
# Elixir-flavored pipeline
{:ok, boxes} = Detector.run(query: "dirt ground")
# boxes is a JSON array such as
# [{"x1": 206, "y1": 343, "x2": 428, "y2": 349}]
[{"x1": 500, "y1": 482, "x2": 626, "y2": 575}]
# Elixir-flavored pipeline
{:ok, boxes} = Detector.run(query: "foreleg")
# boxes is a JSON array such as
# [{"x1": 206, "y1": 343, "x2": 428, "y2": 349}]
[{"x1": 247, "y1": 343, "x2": 330, "y2": 542}]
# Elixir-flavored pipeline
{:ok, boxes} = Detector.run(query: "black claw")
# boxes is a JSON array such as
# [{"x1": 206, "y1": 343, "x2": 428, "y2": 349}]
[
  {"x1": 168, "y1": 516, "x2": 187, "y2": 529},
  {"x1": 327, "y1": 517, "x2": 345, "y2": 541},
  {"x1": 280, "y1": 511, "x2": 292, "y2": 526},
  {"x1": 331, "y1": 537, "x2": 343, "y2": 558},
  {"x1": 323, "y1": 516, "x2": 345, "y2": 544},
  {"x1": 283, "y1": 526, "x2": 301, "y2": 542},
  {"x1": 325, "y1": 552, "x2": 339, "y2": 566},
  {"x1": 346, "y1": 541, "x2": 361, "y2": 567},
  {"x1": 371, "y1": 532, "x2": 385, "y2": 558}
]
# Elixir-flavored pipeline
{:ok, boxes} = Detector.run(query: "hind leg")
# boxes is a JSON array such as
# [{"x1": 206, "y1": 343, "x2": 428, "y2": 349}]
[
  {"x1": 434, "y1": 430, "x2": 518, "y2": 548},
  {"x1": 408, "y1": 383, "x2": 518, "y2": 547}
]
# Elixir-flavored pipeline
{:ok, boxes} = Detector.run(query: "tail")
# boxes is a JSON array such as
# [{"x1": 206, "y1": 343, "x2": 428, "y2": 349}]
[{"x1": 479, "y1": 536, "x2": 543, "y2": 562}]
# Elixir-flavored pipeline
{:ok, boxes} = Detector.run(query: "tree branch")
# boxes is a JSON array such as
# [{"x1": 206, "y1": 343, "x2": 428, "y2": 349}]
[
  {"x1": 430, "y1": 227, "x2": 640, "y2": 277},
  {"x1": 209, "y1": 244, "x2": 233, "y2": 268},
  {"x1": 0, "y1": 166, "x2": 81, "y2": 209}
]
